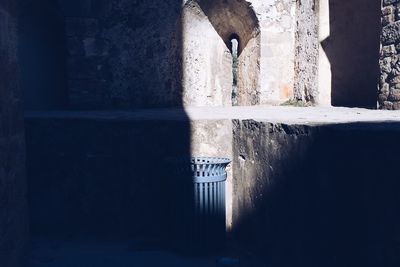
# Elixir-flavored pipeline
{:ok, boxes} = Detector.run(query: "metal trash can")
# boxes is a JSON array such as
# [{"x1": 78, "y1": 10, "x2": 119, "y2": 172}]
[{"x1": 190, "y1": 157, "x2": 231, "y2": 249}]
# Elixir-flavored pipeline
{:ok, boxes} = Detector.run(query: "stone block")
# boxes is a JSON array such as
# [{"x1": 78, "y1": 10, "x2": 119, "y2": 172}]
[
  {"x1": 396, "y1": 4, "x2": 400, "y2": 20},
  {"x1": 383, "y1": 0, "x2": 400, "y2": 7},
  {"x1": 381, "y1": 45, "x2": 397, "y2": 57},
  {"x1": 382, "y1": 14, "x2": 395, "y2": 26},
  {"x1": 388, "y1": 89, "x2": 400, "y2": 101},
  {"x1": 379, "y1": 93, "x2": 388, "y2": 102},
  {"x1": 381, "y1": 83, "x2": 390, "y2": 94},
  {"x1": 380, "y1": 57, "x2": 392, "y2": 74},
  {"x1": 393, "y1": 101, "x2": 400, "y2": 109},
  {"x1": 383, "y1": 101, "x2": 394, "y2": 109},
  {"x1": 382, "y1": 6, "x2": 394, "y2": 16},
  {"x1": 381, "y1": 21, "x2": 400, "y2": 45},
  {"x1": 389, "y1": 75, "x2": 400, "y2": 84}
]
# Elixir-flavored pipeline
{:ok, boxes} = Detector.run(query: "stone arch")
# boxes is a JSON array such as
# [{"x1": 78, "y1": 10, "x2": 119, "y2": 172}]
[{"x1": 182, "y1": 0, "x2": 261, "y2": 107}]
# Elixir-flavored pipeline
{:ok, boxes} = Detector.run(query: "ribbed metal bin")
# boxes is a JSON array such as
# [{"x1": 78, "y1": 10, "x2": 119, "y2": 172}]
[{"x1": 190, "y1": 157, "x2": 231, "y2": 248}]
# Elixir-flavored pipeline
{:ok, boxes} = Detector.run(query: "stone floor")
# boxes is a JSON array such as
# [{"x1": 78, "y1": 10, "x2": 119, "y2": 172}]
[
  {"x1": 29, "y1": 239, "x2": 263, "y2": 267},
  {"x1": 26, "y1": 105, "x2": 400, "y2": 124}
]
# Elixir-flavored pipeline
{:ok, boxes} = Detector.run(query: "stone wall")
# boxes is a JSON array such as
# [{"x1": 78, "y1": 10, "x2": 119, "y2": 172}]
[
  {"x1": 0, "y1": 0, "x2": 28, "y2": 266},
  {"x1": 294, "y1": 0, "x2": 319, "y2": 103},
  {"x1": 57, "y1": 0, "x2": 298, "y2": 109},
  {"x1": 60, "y1": 0, "x2": 183, "y2": 109},
  {"x1": 182, "y1": 1, "x2": 233, "y2": 107},
  {"x1": 251, "y1": 0, "x2": 296, "y2": 105},
  {"x1": 232, "y1": 120, "x2": 400, "y2": 266},
  {"x1": 380, "y1": 0, "x2": 400, "y2": 109},
  {"x1": 182, "y1": 0, "x2": 261, "y2": 107},
  {"x1": 21, "y1": 0, "x2": 386, "y2": 109}
]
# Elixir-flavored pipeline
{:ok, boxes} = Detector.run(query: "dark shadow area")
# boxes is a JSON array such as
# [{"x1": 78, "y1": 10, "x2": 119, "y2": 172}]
[
  {"x1": 232, "y1": 121, "x2": 400, "y2": 267},
  {"x1": 22, "y1": 0, "x2": 204, "y2": 261},
  {"x1": 321, "y1": 0, "x2": 381, "y2": 108},
  {"x1": 18, "y1": 0, "x2": 68, "y2": 110},
  {"x1": 25, "y1": 114, "x2": 193, "y2": 248}
]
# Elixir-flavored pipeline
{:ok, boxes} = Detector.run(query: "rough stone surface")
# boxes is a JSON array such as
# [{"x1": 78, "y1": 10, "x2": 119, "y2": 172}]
[
  {"x1": 380, "y1": 0, "x2": 400, "y2": 109},
  {"x1": 232, "y1": 119, "x2": 400, "y2": 266},
  {"x1": 237, "y1": 35, "x2": 261, "y2": 106},
  {"x1": 252, "y1": 0, "x2": 296, "y2": 105},
  {"x1": 182, "y1": 1, "x2": 233, "y2": 107},
  {"x1": 59, "y1": 0, "x2": 183, "y2": 109},
  {"x1": 55, "y1": 0, "x2": 299, "y2": 109},
  {"x1": 0, "y1": 1, "x2": 29, "y2": 266},
  {"x1": 293, "y1": 0, "x2": 318, "y2": 103}
]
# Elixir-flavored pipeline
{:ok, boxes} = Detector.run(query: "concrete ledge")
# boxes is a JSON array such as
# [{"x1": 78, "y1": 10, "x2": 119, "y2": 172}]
[{"x1": 26, "y1": 106, "x2": 400, "y2": 124}]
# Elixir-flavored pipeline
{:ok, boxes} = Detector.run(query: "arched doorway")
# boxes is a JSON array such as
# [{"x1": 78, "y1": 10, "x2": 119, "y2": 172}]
[{"x1": 182, "y1": 0, "x2": 260, "y2": 107}]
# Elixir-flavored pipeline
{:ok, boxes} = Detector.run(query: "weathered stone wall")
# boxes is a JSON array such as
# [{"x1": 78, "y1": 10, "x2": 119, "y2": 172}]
[
  {"x1": 22, "y1": 0, "x2": 387, "y2": 109},
  {"x1": 182, "y1": 0, "x2": 296, "y2": 107},
  {"x1": 182, "y1": 0, "x2": 261, "y2": 107},
  {"x1": 182, "y1": 1, "x2": 233, "y2": 107},
  {"x1": 252, "y1": 0, "x2": 296, "y2": 105},
  {"x1": 60, "y1": 0, "x2": 183, "y2": 109},
  {"x1": 232, "y1": 120, "x2": 400, "y2": 266},
  {"x1": 0, "y1": 0, "x2": 28, "y2": 265},
  {"x1": 58, "y1": 0, "x2": 297, "y2": 109},
  {"x1": 380, "y1": 0, "x2": 400, "y2": 109},
  {"x1": 237, "y1": 35, "x2": 261, "y2": 106},
  {"x1": 294, "y1": 0, "x2": 319, "y2": 103}
]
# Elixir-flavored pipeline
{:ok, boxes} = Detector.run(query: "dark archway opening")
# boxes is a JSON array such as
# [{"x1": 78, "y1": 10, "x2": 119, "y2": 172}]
[
  {"x1": 230, "y1": 34, "x2": 239, "y2": 106},
  {"x1": 321, "y1": 0, "x2": 381, "y2": 108}
]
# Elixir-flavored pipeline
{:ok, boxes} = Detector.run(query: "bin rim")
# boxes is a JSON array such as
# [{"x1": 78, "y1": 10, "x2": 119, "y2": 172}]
[
  {"x1": 165, "y1": 156, "x2": 231, "y2": 165},
  {"x1": 191, "y1": 156, "x2": 231, "y2": 165}
]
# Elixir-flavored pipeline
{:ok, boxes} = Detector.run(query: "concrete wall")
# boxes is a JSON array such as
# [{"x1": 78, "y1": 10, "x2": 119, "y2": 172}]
[
  {"x1": 380, "y1": 0, "x2": 400, "y2": 109},
  {"x1": 232, "y1": 120, "x2": 400, "y2": 266},
  {"x1": 0, "y1": 0, "x2": 28, "y2": 265}
]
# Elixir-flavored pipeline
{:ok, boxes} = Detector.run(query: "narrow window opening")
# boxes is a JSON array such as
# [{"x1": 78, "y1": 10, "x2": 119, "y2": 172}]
[{"x1": 230, "y1": 37, "x2": 239, "y2": 106}]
